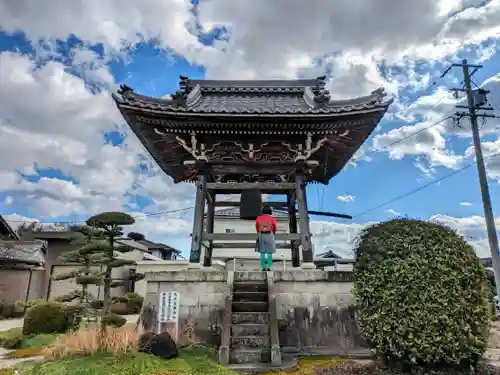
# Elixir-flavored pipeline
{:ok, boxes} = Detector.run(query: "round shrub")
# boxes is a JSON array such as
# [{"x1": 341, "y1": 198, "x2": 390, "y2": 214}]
[
  {"x1": 354, "y1": 218, "x2": 490, "y2": 368},
  {"x1": 125, "y1": 292, "x2": 144, "y2": 314},
  {"x1": 110, "y1": 303, "x2": 129, "y2": 315},
  {"x1": 102, "y1": 313, "x2": 127, "y2": 328},
  {"x1": 0, "y1": 301, "x2": 24, "y2": 319},
  {"x1": 23, "y1": 302, "x2": 69, "y2": 336}
]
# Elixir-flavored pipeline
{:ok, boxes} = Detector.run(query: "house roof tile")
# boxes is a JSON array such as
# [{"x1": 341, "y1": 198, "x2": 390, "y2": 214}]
[{"x1": 0, "y1": 240, "x2": 45, "y2": 266}]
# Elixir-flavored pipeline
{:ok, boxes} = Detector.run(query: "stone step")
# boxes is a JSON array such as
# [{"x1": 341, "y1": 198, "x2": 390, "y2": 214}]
[
  {"x1": 233, "y1": 281, "x2": 268, "y2": 293},
  {"x1": 232, "y1": 335, "x2": 269, "y2": 349},
  {"x1": 232, "y1": 301, "x2": 269, "y2": 313},
  {"x1": 233, "y1": 291, "x2": 268, "y2": 302},
  {"x1": 234, "y1": 271, "x2": 267, "y2": 282},
  {"x1": 228, "y1": 356, "x2": 299, "y2": 373},
  {"x1": 232, "y1": 312, "x2": 269, "y2": 324},
  {"x1": 232, "y1": 323, "x2": 269, "y2": 337},
  {"x1": 230, "y1": 348, "x2": 270, "y2": 364}
]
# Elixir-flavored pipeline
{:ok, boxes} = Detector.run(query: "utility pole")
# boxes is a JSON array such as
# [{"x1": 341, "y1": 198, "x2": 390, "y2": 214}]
[{"x1": 443, "y1": 59, "x2": 500, "y2": 296}]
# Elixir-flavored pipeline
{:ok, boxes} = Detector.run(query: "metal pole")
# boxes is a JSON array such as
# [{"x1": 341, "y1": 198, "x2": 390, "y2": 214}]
[{"x1": 462, "y1": 59, "x2": 500, "y2": 297}]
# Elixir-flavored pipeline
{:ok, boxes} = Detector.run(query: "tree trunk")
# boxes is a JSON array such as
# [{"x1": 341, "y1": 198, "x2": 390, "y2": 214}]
[{"x1": 100, "y1": 229, "x2": 114, "y2": 332}]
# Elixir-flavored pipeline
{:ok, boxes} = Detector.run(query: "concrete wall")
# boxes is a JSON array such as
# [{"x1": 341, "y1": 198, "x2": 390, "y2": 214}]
[
  {"x1": 134, "y1": 260, "x2": 226, "y2": 297},
  {"x1": 271, "y1": 270, "x2": 363, "y2": 353},
  {"x1": 0, "y1": 268, "x2": 45, "y2": 303},
  {"x1": 225, "y1": 258, "x2": 296, "y2": 272},
  {"x1": 144, "y1": 271, "x2": 230, "y2": 346}
]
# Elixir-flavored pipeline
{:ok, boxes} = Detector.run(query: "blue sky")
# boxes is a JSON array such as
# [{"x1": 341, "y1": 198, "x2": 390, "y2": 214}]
[{"x1": 0, "y1": 0, "x2": 500, "y2": 258}]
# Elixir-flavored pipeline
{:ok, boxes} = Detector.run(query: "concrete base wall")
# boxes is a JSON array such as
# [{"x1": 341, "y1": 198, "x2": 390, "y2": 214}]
[
  {"x1": 272, "y1": 270, "x2": 364, "y2": 353},
  {"x1": 142, "y1": 269, "x2": 363, "y2": 355},
  {"x1": 144, "y1": 271, "x2": 230, "y2": 347}
]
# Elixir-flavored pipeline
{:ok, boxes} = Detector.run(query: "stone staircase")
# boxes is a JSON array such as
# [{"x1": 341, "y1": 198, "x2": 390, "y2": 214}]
[{"x1": 230, "y1": 274, "x2": 271, "y2": 365}]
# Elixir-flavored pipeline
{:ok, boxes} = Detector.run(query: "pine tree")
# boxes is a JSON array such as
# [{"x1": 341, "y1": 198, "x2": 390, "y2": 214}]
[
  {"x1": 127, "y1": 232, "x2": 145, "y2": 241},
  {"x1": 85, "y1": 211, "x2": 144, "y2": 330},
  {"x1": 52, "y1": 225, "x2": 105, "y2": 326}
]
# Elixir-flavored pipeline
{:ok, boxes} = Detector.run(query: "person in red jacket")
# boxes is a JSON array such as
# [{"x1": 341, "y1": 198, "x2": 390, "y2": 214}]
[{"x1": 255, "y1": 205, "x2": 277, "y2": 271}]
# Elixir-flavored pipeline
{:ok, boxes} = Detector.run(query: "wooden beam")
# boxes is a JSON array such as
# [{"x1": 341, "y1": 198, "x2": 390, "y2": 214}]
[
  {"x1": 212, "y1": 243, "x2": 292, "y2": 249},
  {"x1": 203, "y1": 233, "x2": 301, "y2": 241},
  {"x1": 206, "y1": 182, "x2": 295, "y2": 194},
  {"x1": 287, "y1": 192, "x2": 300, "y2": 268},
  {"x1": 214, "y1": 201, "x2": 287, "y2": 208},
  {"x1": 203, "y1": 191, "x2": 215, "y2": 267},
  {"x1": 296, "y1": 173, "x2": 313, "y2": 263},
  {"x1": 308, "y1": 211, "x2": 352, "y2": 219},
  {"x1": 189, "y1": 174, "x2": 206, "y2": 264}
]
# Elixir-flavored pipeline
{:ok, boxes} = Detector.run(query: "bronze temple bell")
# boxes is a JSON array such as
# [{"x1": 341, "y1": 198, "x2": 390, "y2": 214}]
[{"x1": 239, "y1": 189, "x2": 262, "y2": 220}]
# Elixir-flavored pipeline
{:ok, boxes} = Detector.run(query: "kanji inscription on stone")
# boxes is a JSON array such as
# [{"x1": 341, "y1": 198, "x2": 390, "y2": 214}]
[{"x1": 158, "y1": 291, "x2": 180, "y2": 323}]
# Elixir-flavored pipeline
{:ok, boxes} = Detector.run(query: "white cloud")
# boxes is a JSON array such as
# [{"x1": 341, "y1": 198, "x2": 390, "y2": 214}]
[
  {"x1": 0, "y1": 50, "x2": 196, "y2": 235},
  {"x1": 337, "y1": 195, "x2": 355, "y2": 203},
  {"x1": 310, "y1": 214, "x2": 499, "y2": 259},
  {"x1": 386, "y1": 209, "x2": 401, "y2": 216},
  {"x1": 371, "y1": 70, "x2": 500, "y2": 176},
  {"x1": 460, "y1": 201, "x2": 473, "y2": 206},
  {"x1": 1, "y1": 0, "x2": 500, "y2": 249}
]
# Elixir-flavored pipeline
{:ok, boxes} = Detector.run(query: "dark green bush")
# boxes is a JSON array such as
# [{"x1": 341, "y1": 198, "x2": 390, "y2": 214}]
[
  {"x1": 354, "y1": 218, "x2": 490, "y2": 368},
  {"x1": 0, "y1": 300, "x2": 24, "y2": 319},
  {"x1": 124, "y1": 292, "x2": 143, "y2": 314},
  {"x1": 23, "y1": 302, "x2": 70, "y2": 336},
  {"x1": 110, "y1": 303, "x2": 129, "y2": 315},
  {"x1": 314, "y1": 362, "x2": 500, "y2": 375},
  {"x1": 102, "y1": 313, "x2": 127, "y2": 327},
  {"x1": 14, "y1": 299, "x2": 45, "y2": 311}
]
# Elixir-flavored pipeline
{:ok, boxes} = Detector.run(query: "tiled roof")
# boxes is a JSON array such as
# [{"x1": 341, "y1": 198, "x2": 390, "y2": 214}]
[
  {"x1": 116, "y1": 239, "x2": 150, "y2": 251},
  {"x1": 113, "y1": 76, "x2": 392, "y2": 116},
  {"x1": 117, "y1": 238, "x2": 182, "y2": 254},
  {"x1": 0, "y1": 215, "x2": 20, "y2": 240},
  {"x1": 137, "y1": 239, "x2": 182, "y2": 254},
  {"x1": 316, "y1": 250, "x2": 343, "y2": 259},
  {"x1": 0, "y1": 240, "x2": 45, "y2": 266}
]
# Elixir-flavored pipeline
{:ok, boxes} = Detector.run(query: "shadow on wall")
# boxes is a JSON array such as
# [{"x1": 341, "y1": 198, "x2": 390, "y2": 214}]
[{"x1": 278, "y1": 305, "x2": 366, "y2": 351}]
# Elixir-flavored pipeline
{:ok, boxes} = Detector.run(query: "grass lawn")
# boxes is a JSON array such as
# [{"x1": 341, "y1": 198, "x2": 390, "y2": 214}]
[
  {"x1": 0, "y1": 328, "x2": 349, "y2": 375},
  {"x1": 15, "y1": 353, "x2": 348, "y2": 375},
  {"x1": 0, "y1": 327, "x2": 60, "y2": 352},
  {"x1": 17, "y1": 346, "x2": 236, "y2": 375}
]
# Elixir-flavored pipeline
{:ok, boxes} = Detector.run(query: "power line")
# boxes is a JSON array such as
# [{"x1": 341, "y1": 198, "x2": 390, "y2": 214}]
[
  {"x1": 363, "y1": 116, "x2": 452, "y2": 160},
  {"x1": 400, "y1": 78, "x2": 440, "y2": 110},
  {"x1": 353, "y1": 150, "x2": 500, "y2": 219},
  {"x1": 4, "y1": 206, "x2": 196, "y2": 224}
]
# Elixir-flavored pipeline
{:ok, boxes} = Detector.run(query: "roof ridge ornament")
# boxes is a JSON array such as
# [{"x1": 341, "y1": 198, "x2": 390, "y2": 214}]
[
  {"x1": 370, "y1": 87, "x2": 387, "y2": 103},
  {"x1": 313, "y1": 76, "x2": 331, "y2": 103},
  {"x1": 117, "y1": 84, "x2": 136, "y2": 100},
  {"x1": 168, "y1": 75, "x2": 192, "y2": 106}
]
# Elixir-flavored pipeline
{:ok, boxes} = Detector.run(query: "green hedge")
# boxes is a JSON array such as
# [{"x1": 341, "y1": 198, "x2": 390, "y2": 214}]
[
  {"x1": 23, "y1": 302, "x2": 70, "y2": 336},
  {"x1": 354, "y1": 218, "x2": 490, "y2": 368}
]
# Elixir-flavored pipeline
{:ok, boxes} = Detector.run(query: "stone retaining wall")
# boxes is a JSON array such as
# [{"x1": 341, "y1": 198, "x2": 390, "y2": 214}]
[
  {"x1": 144, "y1": 270, "x2": 229, "y2": 347},
  {"x1": 271, "y1": 270, "x2": 364, "y2": 353}
]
